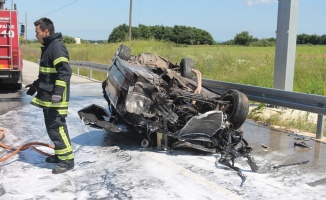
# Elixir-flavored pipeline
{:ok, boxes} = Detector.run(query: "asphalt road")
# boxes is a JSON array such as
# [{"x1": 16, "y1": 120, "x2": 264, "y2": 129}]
[{"x1": 0, "y1": 61, "x2": 326, "y2": 199}]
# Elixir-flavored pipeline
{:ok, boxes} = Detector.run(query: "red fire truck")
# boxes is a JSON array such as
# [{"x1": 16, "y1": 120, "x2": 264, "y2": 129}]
[{"x1": 0, "y1": 0, "x2": 23, "y2": 90}]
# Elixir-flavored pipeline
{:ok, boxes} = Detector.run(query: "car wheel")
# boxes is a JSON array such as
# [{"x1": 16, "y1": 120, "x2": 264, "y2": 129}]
[
  {"x1": 115, "y1": 44, "x2": 131, "y2": 60},
  {"x1": 220, "y1": 89, "x2": 249, "y2": 130},
  {"x1": 180, "y1": 58, "x2": 194, "y2": 79}
]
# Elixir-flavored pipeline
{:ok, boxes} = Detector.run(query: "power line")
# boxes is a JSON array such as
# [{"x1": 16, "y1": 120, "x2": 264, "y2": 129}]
[{"x1": 30, "y1": 0, "x2": 80, "y2": 21}]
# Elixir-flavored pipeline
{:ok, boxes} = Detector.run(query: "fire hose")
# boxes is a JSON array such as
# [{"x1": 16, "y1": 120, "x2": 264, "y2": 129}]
[{"x1": 0, "y1": 127, "x2": 54, "y2": 162}]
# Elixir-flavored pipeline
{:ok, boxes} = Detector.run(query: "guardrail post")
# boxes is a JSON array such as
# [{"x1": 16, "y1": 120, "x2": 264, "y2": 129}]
[
  {"x1": 77, "y1": 67, "x2": 80, "y2": 76},
  {"x1": 90, "y1": 68, "x2": 92, "y2": 80},
  {"x1": 316, "y1": 115, "x2": 324, "y2": 139}
]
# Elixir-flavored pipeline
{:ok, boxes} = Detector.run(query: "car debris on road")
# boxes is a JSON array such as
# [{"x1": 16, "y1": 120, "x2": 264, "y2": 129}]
[
  {"x1": 272, "y1": 160, "x2": 309, "y2": 169},
  {"x1": 294, "y1": 141, "x2": 312, "y2": 149}
]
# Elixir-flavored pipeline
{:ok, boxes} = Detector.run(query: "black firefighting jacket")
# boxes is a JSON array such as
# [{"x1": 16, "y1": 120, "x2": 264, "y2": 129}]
[{"x1": 31, "y1": 33, "x2": 72, "y2": 117}]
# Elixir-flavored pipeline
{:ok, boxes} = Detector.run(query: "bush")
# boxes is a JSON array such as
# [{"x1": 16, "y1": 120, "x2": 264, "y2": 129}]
[
  {"x1": 249, "y1": 39, "x2": 274, "y2": 47},
  {"x1": 62, "y1": 35, "x2": 76, "y2": 44},
  {"x1": 233, "y1": 31, "x2": 254, "y2": 46}
]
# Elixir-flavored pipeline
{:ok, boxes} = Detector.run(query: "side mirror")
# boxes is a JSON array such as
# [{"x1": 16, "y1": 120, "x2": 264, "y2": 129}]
[{"x1": 20, "y1": 24, "x2": 25, "y2": 34}]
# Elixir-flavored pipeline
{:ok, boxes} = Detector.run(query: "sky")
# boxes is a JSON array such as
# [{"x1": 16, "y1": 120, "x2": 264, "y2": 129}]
[{"x1": 3, "y1": 0, "x2": 326, "y2": 41}]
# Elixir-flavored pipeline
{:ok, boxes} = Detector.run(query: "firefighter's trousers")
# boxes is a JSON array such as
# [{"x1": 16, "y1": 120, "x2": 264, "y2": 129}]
[{"x1": 43, "y1": 109, "x2": 74, "y2": 161}]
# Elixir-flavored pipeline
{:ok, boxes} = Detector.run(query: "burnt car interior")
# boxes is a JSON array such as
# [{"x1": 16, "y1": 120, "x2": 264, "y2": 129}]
[{"x1": 78, "y1": 44, "x2": 259, "y2": 185}]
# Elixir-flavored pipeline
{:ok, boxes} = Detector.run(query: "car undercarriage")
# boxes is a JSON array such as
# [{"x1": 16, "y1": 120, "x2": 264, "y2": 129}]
[{"x1": 78, "y1": 44, "x2": 259, "y2": 185}]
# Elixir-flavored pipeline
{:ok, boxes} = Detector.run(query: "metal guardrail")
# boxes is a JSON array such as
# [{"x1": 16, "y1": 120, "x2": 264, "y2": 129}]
[
  {"x1": 202, "y1": 79, "x2": 326, "y2": 115},
  {"x1": 70, "y1": 60, "x2": 325, "y2": 139},
  {"x1": 70, "y1": 60, "x2": 109, "y2": 80},
  {"x1": 202, "y1": 79, "x2": 326, "y2": 139}
]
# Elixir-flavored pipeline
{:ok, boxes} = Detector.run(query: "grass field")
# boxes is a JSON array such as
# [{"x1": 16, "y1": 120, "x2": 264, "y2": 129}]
[
  {"x1": 21, "y1": 41, "x2": 326, "y2": 95},
  {"x1": 21, "y1": 41, "x2": 326, "y2": 135}
]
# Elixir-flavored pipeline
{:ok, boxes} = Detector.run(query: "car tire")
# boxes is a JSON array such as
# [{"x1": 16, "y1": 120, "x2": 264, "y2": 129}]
[
  {"x1": 115, "y1": 44, "x2": 131, "y2": 60},
  {"x1": 220, "y1": 89, "x2": 249, "y2": 130},
  {"x1": 180, "y1": 58, "x2": 194, "y2": 79}
]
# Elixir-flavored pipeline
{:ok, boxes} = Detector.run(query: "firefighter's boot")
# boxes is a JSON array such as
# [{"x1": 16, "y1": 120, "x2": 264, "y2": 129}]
[
  {"x1": 52, "y1": 159, "x2": 74, "y2": 174},
  {"x1": 45, "y1": 155, "x2": 60, "y2": 163}
]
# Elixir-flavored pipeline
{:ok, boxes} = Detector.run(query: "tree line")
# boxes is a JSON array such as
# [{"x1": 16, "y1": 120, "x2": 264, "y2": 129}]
[
  {"x1": 108, "y1": 25, "x2": 326, "y2": 46},
  {"x1": 108, "y1": 24, "x2": 215, "y2": 45},
  {"x1": 223, "y1": 31, "x2": 326, "y2": 46},
  {"x1": 19, "y1": 25, "x2": 326, "y2": 46},
  {"x1": 296, "y1": 34, "x2": 326, "y2": 45}
]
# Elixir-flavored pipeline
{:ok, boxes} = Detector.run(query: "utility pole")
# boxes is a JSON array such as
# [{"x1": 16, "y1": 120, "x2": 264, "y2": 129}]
[
  {"x1": 128, "y1": 0, "x2": 132, "y2": 41},
  {"x1": 25, "y1": 11, "x2": 27, "y2": 39}
]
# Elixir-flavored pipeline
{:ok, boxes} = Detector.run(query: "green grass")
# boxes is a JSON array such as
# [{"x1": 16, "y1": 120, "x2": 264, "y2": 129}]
[
  {"x1": 21, "y1": 41, "x2": 326, "y2": 136},
  {"x1": 21, "y1": 41, "x2": 326, "y2": 95}
]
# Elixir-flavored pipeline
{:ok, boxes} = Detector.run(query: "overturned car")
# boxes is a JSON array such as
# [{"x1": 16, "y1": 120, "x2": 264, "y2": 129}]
[{"x1": 78, "y1": 45, "x2": 258, "y2": 183}]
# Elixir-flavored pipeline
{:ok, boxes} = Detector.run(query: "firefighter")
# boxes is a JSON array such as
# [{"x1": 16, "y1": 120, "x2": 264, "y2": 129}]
[{"x1": 26, "y1": 17, "x2": 74, "y2": 174}]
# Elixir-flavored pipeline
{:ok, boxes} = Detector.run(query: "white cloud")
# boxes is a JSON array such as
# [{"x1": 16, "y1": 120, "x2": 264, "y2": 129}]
[{"x1": 246, "y1": 0, "x2": 277, "y2": 6}]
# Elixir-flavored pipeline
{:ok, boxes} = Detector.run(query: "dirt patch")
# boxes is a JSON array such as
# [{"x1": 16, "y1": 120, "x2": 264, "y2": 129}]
[
  {"x1": 249, "y1": 106, "x2": 326, "y2": 142},
  {"x1": 250, "y1": 107, "x2": 318, "y2": 124}
]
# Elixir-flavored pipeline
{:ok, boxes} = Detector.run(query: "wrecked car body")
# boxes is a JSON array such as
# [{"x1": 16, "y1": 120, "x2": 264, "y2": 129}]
[{"x1": 78, "y1": 45, "x2": 258, "y2": 183}]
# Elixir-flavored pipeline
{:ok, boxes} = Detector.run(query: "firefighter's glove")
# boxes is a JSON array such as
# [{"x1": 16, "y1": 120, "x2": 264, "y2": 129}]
[
  {"x1": 51, "y1": 94, "x2": 62, "y2": 103},
  {"x1": 25, "y1": 84, "x2": 37, "y2": 96}
]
